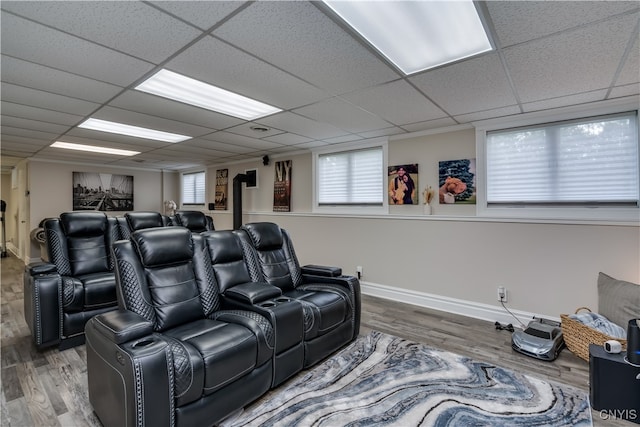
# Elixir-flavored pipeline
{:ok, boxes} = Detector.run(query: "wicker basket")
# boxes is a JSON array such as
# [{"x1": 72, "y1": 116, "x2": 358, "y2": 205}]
[{"x1": 560, "y1": 307, "x2": 627, "y2": 362}]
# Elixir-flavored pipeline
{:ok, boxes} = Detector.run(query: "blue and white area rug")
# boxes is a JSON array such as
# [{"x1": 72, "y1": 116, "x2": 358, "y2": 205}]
[{"x1": 222, "y1": 331, "x2": 592, "y2": 426}]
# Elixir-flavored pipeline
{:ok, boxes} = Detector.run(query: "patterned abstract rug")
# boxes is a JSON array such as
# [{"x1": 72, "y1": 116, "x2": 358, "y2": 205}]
[{"x1": 222, "y1": 331, "x2": 592, "y2": 426}]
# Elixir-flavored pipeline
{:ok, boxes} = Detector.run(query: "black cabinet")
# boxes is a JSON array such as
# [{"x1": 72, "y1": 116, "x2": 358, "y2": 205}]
[{"x1": 590, "y1": 344, "x2": 640, "y2": 424}]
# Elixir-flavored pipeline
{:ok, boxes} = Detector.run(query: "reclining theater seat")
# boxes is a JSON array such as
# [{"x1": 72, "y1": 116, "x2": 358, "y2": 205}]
[
  {"x1": 85, "y1": 227, "x2": 274, "y2": 427},
  {"x1": 237, "y1": 222, "x2": 361, "y2": 367},
  {"x1": 172, "y1": 210, "x2": 214, "y2": 233},
  {"x1": 24, "y1": 211, "x2": 120, "y2": 350},
  {"x1": 202, "y1": 230, "x2": 305, "y2": 387},
  {"x1": 118, "y1": 211, "x2": 173, "y2": 239}
]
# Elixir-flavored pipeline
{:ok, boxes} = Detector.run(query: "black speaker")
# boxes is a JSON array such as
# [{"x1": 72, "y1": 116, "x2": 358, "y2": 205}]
[
  {"x1": 627, "y1": 319, "x2": 640, "y2": 365},
  {"x1": 208, "y1": 203, "x2": 215, "y2": 210}
]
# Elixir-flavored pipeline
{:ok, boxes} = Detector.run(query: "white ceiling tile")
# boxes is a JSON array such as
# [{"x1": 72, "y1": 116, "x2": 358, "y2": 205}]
[
  {"x1": 523, "y1": 90, "x2": 608, "y2": 113},
  {"x1": 166, "y1": 36, "x2": 327, "y2": 110},
  {"x1": 487, "y1": 1, "x2": 639, "y2": 47},
  {"x1": 342, "y1": 80, "x2": 447, "y2": 126},
  {"x1": 224, "y1": 123, "x2": 285, "y2": 139},
  {"x1": 616, "y1": 36, "x2": 639, "y2": 87},
  {"x1": 409, "y1": 53, "x2": 517, "y2": 116},
  {"x1": 264, "y1": 133, "x2": 312, "y2": 145},
  {"x1": 0, "y1": 116, "x2": 69, "y2": 135},
  {"x1": 293, "y1": 140, "x2": 331, "y2": 150},
  {"x1": 214, "y1": 1, "x2": 399, "y2": 93},
  {"x1": 194, "y1": 137, "x2": 261, "y2": 154},
  {"x1": 454, "y1": 105, "x2": 522, "y2": 123},
  {"x1": 2, "y1": 1, "x2": 201, "y2": 64},
  {"x1": 1, "y1": 11, "x2": 154, "y2": 86},
  {"x1": 323, "y1": 135, "x2": 364, "y2": 144},
  {"x1": 401, "y1": 117, "x2": 458, "y2": 133},
  {"x1": 609, "y1": 84, "x2": 640, "y2": 98},
  {"x1": 294, "y1": 98, "x2": 391, "y2": 133},
  {"x1": 1, "y1": 101, "x2": 83, "y2": 125},
  {"x1": 1, "y1": 125, "x2": 59, "y2": 142},
  {"x1": 92, "y1": 106, "x2": 216, "y2": 138},
  {"x1": 201, "y1": 131, "x2": 283, "y2": 151},
  {"x1": 504, "y1": 13, "x2": 638, "y2": 103},
  {"x1": 358, "y1": 127, "x2": 407, "y2": 139},
  {"x1": 2, "y1": 83, "x2": 99, "y2": 116},
  {"x1": 0, "y1": 138, "x2": 49, "y2": 150},
  {"x1": 257, "y1": 112, "x2": 348, "y2": 140},
  {"x1": 1, "y1": 56, "x2": 123, "y2": 103},
  {"x1": 109, "y1": 91, "x2": 243, "y2": 130},
  {"x1": 149, "y1": 1, "x2": 244, "y2": 31}
]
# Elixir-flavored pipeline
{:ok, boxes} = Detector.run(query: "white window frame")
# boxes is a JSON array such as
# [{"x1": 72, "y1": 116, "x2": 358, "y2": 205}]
[
  {"x1": 181, "y1": 170, "x2": 206, "y2": 206},
  {"x1": 475, "y1": 99, "x2": 640, "y2": 222},
  {"x1": 313, "y1": 138, "x2": 388, "y2": 215}
]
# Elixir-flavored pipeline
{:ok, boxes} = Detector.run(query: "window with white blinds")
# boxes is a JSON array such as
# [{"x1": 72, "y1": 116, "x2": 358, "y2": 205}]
[
  {"x1": 486, "y1": 112, "x2": 639, "y2": 205},
  {"x1": 318, "y1": 147, "x2": 384, "y2": 205},
  {"x1": 182, "y1": 171, "x2": 205, "y2": 205}
]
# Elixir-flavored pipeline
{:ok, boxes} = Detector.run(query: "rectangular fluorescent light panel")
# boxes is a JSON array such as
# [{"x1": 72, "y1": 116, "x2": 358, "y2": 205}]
[
  {"x1": 323, "y1": 0, "x2": 493, "y2": 75},
  {"x1": 135, "y1": 69, "x2": 282, "y2": 121},
  {"x1": 78, "y1": 118, "x2": 191, "y2": 143},
  {"x1": 51, "y1": 141, "x2": 141, "y2": 156}
]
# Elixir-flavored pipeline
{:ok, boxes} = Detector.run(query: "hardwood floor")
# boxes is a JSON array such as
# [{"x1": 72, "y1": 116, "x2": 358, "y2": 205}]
[{"x1": 1, "y1": 253, "x2": 631, "y2": 426}]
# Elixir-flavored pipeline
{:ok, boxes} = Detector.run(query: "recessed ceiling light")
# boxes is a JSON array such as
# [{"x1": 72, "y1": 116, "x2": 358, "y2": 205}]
[
  {"x1": 51, "y1": 141, "x2": 141, "y2": 156},
  {"x1": 78, "y1": 118, "x2": 191, "y2": 143},
  {"x1": 250, "y1": 125, "x2": 271, "y2": 133},
  {"x1": 135, "y1": 69, "x2": 282, "y2": 121},
  {"x1": 323, "y1": 0, "x2": 493, "y2": 75}
]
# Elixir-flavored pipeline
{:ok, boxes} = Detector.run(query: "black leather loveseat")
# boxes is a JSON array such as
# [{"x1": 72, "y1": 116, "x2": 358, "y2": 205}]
[{"x1": 85, "y1": 223, "x2": 360, "y2": 427}]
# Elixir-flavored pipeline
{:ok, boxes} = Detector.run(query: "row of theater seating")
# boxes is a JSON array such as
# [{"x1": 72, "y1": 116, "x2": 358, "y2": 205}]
[
  {"x1": 24, "y1": 210, "x2": 214, "y2": 350},
  {"x1": 24, "y1": 210, "x2": 361, "y2": 426},
  {"x1": 85, "y1": 223, "x2": 361, "y2": 426}
]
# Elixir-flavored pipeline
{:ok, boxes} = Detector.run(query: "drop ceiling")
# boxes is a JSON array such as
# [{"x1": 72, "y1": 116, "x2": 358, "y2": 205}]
[{"x1": 1, "y1": 1, "x2": 638, "y2": 171}]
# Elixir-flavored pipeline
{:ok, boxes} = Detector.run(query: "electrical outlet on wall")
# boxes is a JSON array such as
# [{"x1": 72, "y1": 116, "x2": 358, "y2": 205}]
[{"x1": 497, "y1": 286, "x2": 507, "y2": 302}]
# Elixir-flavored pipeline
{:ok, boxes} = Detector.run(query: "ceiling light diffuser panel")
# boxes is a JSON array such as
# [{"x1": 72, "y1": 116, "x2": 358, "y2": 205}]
[
  {"x1": 78, "y1": 118, "x2": 191, "y2": 143},
  {"x1": 323, "y1": 0, "x2": 493, "y2": 75},
  {"x1": 135, "y1": 69, "x2": 282, "y2": 121},
  {"x1": 51, "y1": 141, "x2": 141, "y2": 156}
]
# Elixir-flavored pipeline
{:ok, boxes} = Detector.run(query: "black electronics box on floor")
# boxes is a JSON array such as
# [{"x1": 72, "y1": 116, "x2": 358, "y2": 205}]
[{"x1": 590, "y1": 344, "x2": 640, "y2": 424}]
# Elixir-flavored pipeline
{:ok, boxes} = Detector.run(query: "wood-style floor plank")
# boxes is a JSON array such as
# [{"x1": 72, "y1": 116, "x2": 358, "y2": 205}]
[{"x1": 1, "y1": 254, "x2": 633, "y2": 426}]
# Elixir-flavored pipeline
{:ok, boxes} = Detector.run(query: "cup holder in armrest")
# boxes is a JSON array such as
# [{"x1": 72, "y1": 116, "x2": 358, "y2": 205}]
[
  {"x1": 133, "y1": 339, "x2": 155, "y2": 348},
  {"x1": 274, "y1": 297, "x2": 291, "y2": 303},
  {"x1": 260, "y1": 301, "x2": 277, "y2": 308}
]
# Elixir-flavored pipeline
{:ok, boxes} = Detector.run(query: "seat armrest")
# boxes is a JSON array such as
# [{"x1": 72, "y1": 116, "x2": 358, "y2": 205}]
[
  {"x1": 225, "y1": 282, "x2": 282, "y2": 304},
  {"x1": 301, "y1": 264, "x2": 342, "y2": 277},
  {"x1": 88, "y1": 310, "x2": 154, "y2": 344},
  {"x1": 26, "y1": 262, "x2": 58, "y2": 276}
]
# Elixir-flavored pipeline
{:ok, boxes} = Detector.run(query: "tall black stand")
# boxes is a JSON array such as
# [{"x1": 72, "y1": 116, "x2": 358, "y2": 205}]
[{"x1": 233, "y1": 174, "x2": 248, "y2": 230}]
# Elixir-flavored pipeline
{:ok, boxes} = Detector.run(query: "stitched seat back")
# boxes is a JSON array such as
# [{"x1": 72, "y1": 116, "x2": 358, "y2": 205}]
[
  {"x1": 125, "y1": 211, "x2": 169, "y2": 231},
  {"x1": 201, "y1": 230, "x2": 253, "y2": 293},
  {"x1": 173, "y1": 210, "x2": 214, "y2": 233},
  {"x1": 239, "y1": 222, "x2": 303, "y2": 290},
  {"x1": 46, "y1": 212, "x2": 117, "y2": 276},
  {"x1": 113, "y1": 227, "x2": 221, "y2": 331}
]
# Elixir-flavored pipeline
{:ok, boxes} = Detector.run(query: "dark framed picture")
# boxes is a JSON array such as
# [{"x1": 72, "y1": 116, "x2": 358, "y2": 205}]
[
  {"x1": 273, "y1": 160, "x2": 292, "y2": 212},
  {"x1": 388, "y1": 164, "x2": 418, "y2": 205},
  {"x1": 214, "y1": 169, "x2": 228, "y2": 210},
  {"x1": 438, "y1": 159, "x2": 476, "y2": 204},
  {"x1": 73, "y1": 172, "x2": 133, "y2": 211}
]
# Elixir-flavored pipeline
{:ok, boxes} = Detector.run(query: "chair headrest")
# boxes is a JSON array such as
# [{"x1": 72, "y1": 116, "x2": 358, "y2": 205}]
[
  {"x1": 125, "y1": 211, "x2": 164, "y2": 231},
  {"x1": 60, "y1": 212, "x2": 108, "y2": 237},
  {"x1": 242, "y1": 222, "x2": 283, "y2": 250},
  {"x1": 202, "y1": 230, "x2": 242, "y2": 263},
  {"x1": 175, "y1": 211, "x2": 207, "y2": 231},
  {"x1": 132, "y1": 227, "x2": 193, "y2": 267}
]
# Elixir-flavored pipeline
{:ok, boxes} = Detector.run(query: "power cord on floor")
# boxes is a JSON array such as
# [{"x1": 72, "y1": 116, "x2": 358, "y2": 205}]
[{"x1": 495, "y1": 297, "x2": 527, "y2": 332}]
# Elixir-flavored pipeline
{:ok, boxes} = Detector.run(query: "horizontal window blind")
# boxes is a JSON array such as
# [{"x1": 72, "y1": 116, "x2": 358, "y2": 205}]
[
  {"x1": 318, "y1": 147, "x2": 383, "y2": 205},
  {"x1": 183, "y1": 171, "x2": 205, "y2": 204},
  {"x1": 486, "y1": 112, "x2": 639, "y2": 204}
]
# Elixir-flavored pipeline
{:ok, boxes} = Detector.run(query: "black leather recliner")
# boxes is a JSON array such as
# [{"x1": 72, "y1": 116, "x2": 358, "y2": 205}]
[
  {"x1": 85, "y1": 227, "x2": 274, "y2": 427},
  {"x1": 237, "y1": 222, "x2": 361, "y2": 367},
  {"x1": 23, "y1": 212, "x2": 120, "y2": 350},
  {"x1": 202, "y1": 230, "x2": 305, "y2": 387},
  {"x1": 172, "y1": 210, "x2": 214, "y2": 233},
  {"x1": 118, "y1": 211, "x2": 173, "y2": 239}
]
